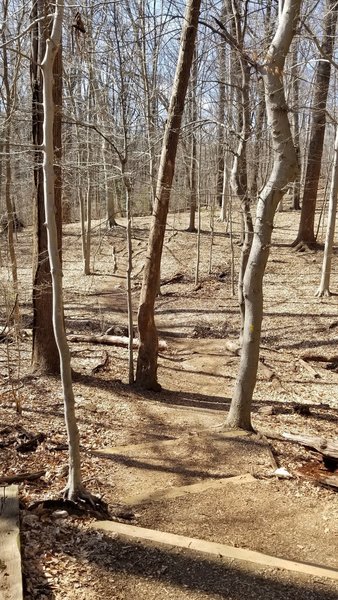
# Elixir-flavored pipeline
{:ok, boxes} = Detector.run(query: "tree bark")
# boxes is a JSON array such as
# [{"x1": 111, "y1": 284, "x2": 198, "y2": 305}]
[
  {"x1": 31, "y1": 0, "x2": 62, "y2": 374},
  {"x1": 2, "y1": 0, "x2": 19, "y2": 324},
  {"x1": 293, "y1": 0, "x2": 338, "y2": 248},
  {"x1": 216, "y1": 0, "x2": 227, "y2": 210},
  {"x1": 291, "y1": 41, "x2": 301, "y2": 210},
  {"x1": 41, "y1": 0, "x2": 87, "y2": 500},
  {"x1": 315, "y1": 127, "x2": 338, "y2": 297},
  {"x1": 226, "y1": 0, "x2": 300, "y2": 430},
  {"x1": 187, "y1": 49, "x2": 198, "y2": 232},
  {"x1": 136, "y1": 0, "x2": 201, "y2": 390},
  {"x1": 228, "y1": 0, "x2": 253, "y2": 344}
]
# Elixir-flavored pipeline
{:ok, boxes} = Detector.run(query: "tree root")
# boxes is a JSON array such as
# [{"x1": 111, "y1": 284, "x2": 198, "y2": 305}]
[
  {"x1": 291, "y1": 239, "x2": 321, "y2": 252},
  {"x1": 62, "y1": 486, "x2": 111, "y2": 519},
  {"x1": 315, "y1": 288, "x2": 332, "y2": 298}
]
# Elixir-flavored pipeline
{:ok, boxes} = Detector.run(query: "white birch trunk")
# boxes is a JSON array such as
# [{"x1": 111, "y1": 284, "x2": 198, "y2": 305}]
[{"x1": 315, "y1": 127, "x2": 338, "y2": 297}]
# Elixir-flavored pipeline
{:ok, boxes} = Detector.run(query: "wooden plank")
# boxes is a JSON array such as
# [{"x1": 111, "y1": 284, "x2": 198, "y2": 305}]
[
  {"x1": 91, "y1": 521, "x2": 338, "y2": 582},
  {"x1": 0, "y1": 485, "x2": 23, "y2": 600},
  {"x1": 123, "y1": 473, "x2": 255, "y2": 506}
]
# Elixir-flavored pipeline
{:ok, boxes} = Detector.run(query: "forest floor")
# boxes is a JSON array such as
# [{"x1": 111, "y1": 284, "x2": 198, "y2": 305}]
[{"x1": 0, "y1": 206, "x2": 338, "y2": 599}]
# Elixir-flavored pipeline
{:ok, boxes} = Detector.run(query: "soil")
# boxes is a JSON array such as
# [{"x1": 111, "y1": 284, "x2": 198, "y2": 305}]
[{"x1": 0, "y1": 208, "x2": 338, "y2": 599}]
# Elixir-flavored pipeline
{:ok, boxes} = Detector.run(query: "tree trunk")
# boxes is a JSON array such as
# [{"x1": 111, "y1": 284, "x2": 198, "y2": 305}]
[
  {"x1": 293, "y1": 0, "x2": 338, "y2": 248},
  {"x1": 228, "y1": 1, "x2": 253, "y2": 344},
  {"x1": 226, "y1": 0, "x2": 300, "y2": 430},
  {"x1": 250, "y1": 77, "x2": 265, "y2": 201},
  {"x1": 315, "y1": 127, "x2": 338, "y2": 297},
  {"x1": 216, "y1": 1, "x2": 227, "y2": 209},
  {"x1": 2, "y1": 0, "x2": 19, "y2": 324},
  {"x1": 41, "y1": 0, "x2": 86, "y2": 500},
  {"x1": 31, "y1": 0, "x2": 62, "y2": 374},
  {"x1": 136, "y1": 0, "x2": 201, "y2": 390},
  {"x1": 291, "y1": 41, "x2": 301, "y2": 210},
  {"x1": 187, "y1": 50, "x2": 198, "y2": 232}
]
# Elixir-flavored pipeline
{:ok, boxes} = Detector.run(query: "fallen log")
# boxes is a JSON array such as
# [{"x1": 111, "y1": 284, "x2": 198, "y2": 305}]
[
  {"x1": 161, "y1": 272, "x2": 184, "y2": 285},
  {"x1": 302, "y1": 352, "x2": 338, "y2": 363},
  {"x1": 282, "y1": 432, "x2": 338, "y2": 460},
  {"x1": 258, "y1": 359, "x2": 276, "y2": 381},
  {"x1": 0, "y1": 470, "x2": 45, "y2": 484},
  {"x1": 319, "y1": 475, "x2": 338, "y2": 491},
  {"x1": 68, "y1": 334, "x2": 167, "y2": 351},
  {"x1": 297, "y1": 358, "x2": 320, "y2": 379}
]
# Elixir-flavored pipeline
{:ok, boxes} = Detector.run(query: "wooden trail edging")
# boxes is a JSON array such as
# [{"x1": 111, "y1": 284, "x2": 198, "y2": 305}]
[
  {"x1": 91, "y1": 521, "x2": 338, "y2": 582},
  {"x1": 0, "y1": 485, "x2": 23, "y2": 600}
]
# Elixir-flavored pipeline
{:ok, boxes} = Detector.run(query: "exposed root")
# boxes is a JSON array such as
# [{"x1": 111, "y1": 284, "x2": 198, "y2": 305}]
[
  {"x1": 27, "y1": 494, "x2": 138, "y2": 522},
  {"x1": 62, "y1": 486, "x2": 111, "y2": 519},
  {"x1": 291, "y1": 239, "x2": 321, "y2": 252},
  {"x1": 315, "y1": 288, "x2": 332, "y2": 298}
]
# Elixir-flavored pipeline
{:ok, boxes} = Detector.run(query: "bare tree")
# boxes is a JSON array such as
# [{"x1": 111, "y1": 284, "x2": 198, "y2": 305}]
[
  {"x1": 136, "y1": 0, "x2": 202, "y2": 390},
  {"x1": 226, "y1": 0, "x2": 300, "y2": 430},
  {"x1": 31, "y1": 0, "x2": 62, "y2": 373},
  {"x1": 1, "y1": 0, "x2": 21, "y2": 324},
  {"x1": 315, "y1": 126, "x2": 338, "y2": 297},
  {"x1": 293, "y1": 0, "x2": 338, "y2": 249},
  {"x1": 41, "y1": 0, "x2": 92, "y2": 502}
]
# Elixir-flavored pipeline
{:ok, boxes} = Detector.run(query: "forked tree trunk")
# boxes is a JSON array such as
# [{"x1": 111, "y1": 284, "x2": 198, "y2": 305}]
[
  {"x1": 293, "y1": 0, "x2": 337, "y2": 248},
  {"x1": 31, "y1": 0, "x2": 62, "y2": 374},
  {"x1": 315, "y1": 127, "x2": 338, "y2": 297},
  {"x1": 136, "y1": 0, "x2": 201, "y2": 390},
  {"x1": 226, "y1": 0, "x2": 300, "y2": 430},
  {"x1": 41, "y1": 0, "x2": 86, "y2": 500}
]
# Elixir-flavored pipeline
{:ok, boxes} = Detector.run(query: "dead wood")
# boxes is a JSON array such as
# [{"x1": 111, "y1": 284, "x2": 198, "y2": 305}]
[
  {"x1": 259, "y1": 359, "x2": 276, "y2": 381},
  {"x1": 292, "y1": 403, "x2": 311, "y2": 416},
  {"x1": 302, "y1": 352, "x2": 338, "y2": 363},
  {"x1": 0, "y1": 470, "x2": 45, "y2": 484},
  {"x1": 319, "y1": 475, "x2": 338, "y2": 491},
  {"x1": 68, "y1": 334, "x2": 167, "y2": 350},
  {"x1": 161, "y1": 272, "x2": 184, "y2": 285},
  {"x1": 225, "y1": 340, "x2": 241, "y2": 355},
  {"x1": 91, "y1": 350, "x2": 109, "y2": 374},
  {"x1": 298, "y1": 358, "x2": 320, "y2": 378},
  {"x1": 16, "y1": 432, "x2": 46, "y2": 453},
  {"x1": 256, "y1": 433, "x2": 279, "y2": 469},
  {"x1": 282, "y1": 432, "x2": 338, "y2": 460}
]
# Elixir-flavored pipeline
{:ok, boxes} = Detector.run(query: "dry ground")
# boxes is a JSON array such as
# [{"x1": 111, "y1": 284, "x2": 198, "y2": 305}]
[{"x1": 0, "y1": 206, "x2": 338, "y2": 599}]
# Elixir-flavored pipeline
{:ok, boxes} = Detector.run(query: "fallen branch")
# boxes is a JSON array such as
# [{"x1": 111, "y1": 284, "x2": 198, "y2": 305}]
[
  {"x1": 91, "y1": 350, "x2": 109, "y2": 374},
  {"x1": 319, "y1": 475, "x2": 338, "y2": 491},
  {"x1": 16, "y1": 432, "x2": 46, "y2": 453},
  {"x1": 282, "y1": 433, "x2": 338, "y2": 460},
  {"x1": 302, "y1": 352, "x2": 338, "y2": 363},
  {"x1": 258, "y1": 359, "x2": 276, "y2": 381},
  {"x1": 297, "y1": 358, "x2": 320, "y2": 379},
  {"x1": 68, "y1": 334, "x2": 167, "y2": 351},
  {"x1": 0, "y1": 470, "x2": 45, "y2": 484},
  {"x1": 161, "y1": 272, "x2": 184, "y2": 286}
]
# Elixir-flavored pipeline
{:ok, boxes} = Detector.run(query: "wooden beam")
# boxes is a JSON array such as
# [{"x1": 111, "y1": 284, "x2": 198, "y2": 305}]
[
  {"x1": 0, "y1": 485, "x2": 23, "y2": 600},
  {"x1": 91, "y1": 521, "x2": 338, "y2": 582}
]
